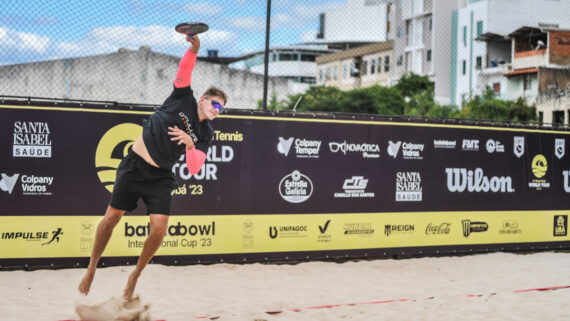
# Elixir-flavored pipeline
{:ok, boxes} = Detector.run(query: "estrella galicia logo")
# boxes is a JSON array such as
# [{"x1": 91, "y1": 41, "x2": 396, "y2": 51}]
[
  {"x1": 513, "y1": 136, "x2": 525, "y2": 158},
  {"x1": 554, "y1": 215, "x2": 567, "y2": 237},
  {"x1": 319, "y1": 220, "x2": 331, "y2": 234},
  {"x1": 279, "y1": 170, "x2": 313, "y2": 203},
  {"x1": 555, "y1": 138, "x2": 565, "y2": 159},
  {"x1": 95, "y1": 123, "x2": 142, "y2": 193},
  {"x1": 277, "y1": 137, "x2": 294, "y2": 156},
  {"x1": 269, "y1": 226, "x2": 278, "y2": 239},
  {"x1": 462, "y1": 220, "x2": 488, "y2": 237},
  {"x1": 0, "y1": 173, "x2": 20, "y2": 194}
]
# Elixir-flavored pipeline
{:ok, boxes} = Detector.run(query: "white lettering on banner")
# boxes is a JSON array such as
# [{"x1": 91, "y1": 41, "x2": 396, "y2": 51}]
[
  {"x1": 462, "y1": 139, "x2": 479, "y2": 151},
  {"x1": 278, "y1": 137, "x2": 321, "y2": 158},
  {"x1": 564, "y1": 171, "x2": 570, "y2": 193},
  {"x1": 433, "y1": 140, "x2": 456, "y2": 149},
  {"x1": 396, "y1": 172, "x2": 422, "y2": 201},
  {"x1": 13, "y1": 121, "x2": 52, "y2": 158},
  {"x1": 329, "y1": 141, "x2": 380, "y2": 158},
  {"x1": 446, "y1": 168, "x2": 515, "y2": 193}
]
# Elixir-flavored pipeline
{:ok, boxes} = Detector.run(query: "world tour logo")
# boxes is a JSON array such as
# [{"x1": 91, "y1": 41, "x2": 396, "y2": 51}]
[
  {"x1": 528, "y1": 154, "x2": 550, "y2": 190},
  {"x1": 95, "y1": 123, "x2": 142, "y2": 193}
]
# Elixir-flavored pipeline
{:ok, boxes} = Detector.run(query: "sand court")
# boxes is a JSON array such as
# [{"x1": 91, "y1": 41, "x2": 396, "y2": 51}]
[{"x1": 0, "y1": 252, "x2": 569, "y2": 320}]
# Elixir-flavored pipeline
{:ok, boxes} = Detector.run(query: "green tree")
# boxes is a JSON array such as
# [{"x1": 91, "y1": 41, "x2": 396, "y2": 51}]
[
  {"x1": 458, "y1": 87, "x2": 536, "y2": 122},
  {"x1": 256, "y1": 91, "x2": 288, "y2": 110},
  {"x1": 285, "y1": 86, "x2": 345, "y2": 112}
]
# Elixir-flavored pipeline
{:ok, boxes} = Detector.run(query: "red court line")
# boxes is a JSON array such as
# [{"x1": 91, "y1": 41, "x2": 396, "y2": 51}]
[{"x1": 59, "y1": 285, "x2": 570, "y2": 321}]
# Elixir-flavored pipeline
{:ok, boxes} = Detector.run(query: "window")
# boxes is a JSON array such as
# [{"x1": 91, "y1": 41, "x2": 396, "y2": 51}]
[
  {"x1": 476, "y1": 21, "x2": 483, "y2": 37},
  {"x1": 319, "y1": 69, "x2": 323, "y2": 82},
  {"x1": 370, "y1": 59, "x2": 376, "y2": 74},
  {"x1": 397, "y1": 26, "x2": 403, "y2": 38},
  {"x1": 334, "y1": 66, "x2": 338, "y2": 80},
  {"x1": 493, "y1": 82, "x2": 500, "y2": 95},
  {"x1": 378, "y1": 57, "x2": 382, "y2": 72},
  {"x1": 463, "y1": 26, "x2": 467, "y2": 46},
  {"x1": 523, "y1": 75, "x2": 532, "y2": 90},
  {"x1": 426, "y1": 50, "x2": 432, "y2": 62},
  {"x1": 362, "y1": 60, "x2": 368, "y2": 76},
  {"x1": 384, "y1": 56, "x2": 390, "y2": 72},
  {"x1": 428, "y1": 17, "x2": 432, "y2": 31},
  {"x1": 462, "y1": 60, "x2": 466, "y2": 75},
  {"x1": 350, "y1": 62, "x2": 360, "y2": 77},
  {"x1": 538, "y1": 111, "x2": 543, "y2": 124},
  {"x1": 476, "y1": 56, "x2": 482, "y2": 69},
  {"x1": 553, "y1": 111, "x2": 565, "y2": 126},
  {"x1": 279, "y1": 53, "x2": 296, "y2": 61},
  {"x1": 300, "y1": 54, "x2": 315, "y2": 62},
  {"x1": 397, "y1": 55, "x2": 403, "y2": 66},
  {"x1": 343, "y1": 64, "x2": 348, "y2": 79},
  {"x1": 325, "y1": 67, "x2": 331, "y2": 81}
]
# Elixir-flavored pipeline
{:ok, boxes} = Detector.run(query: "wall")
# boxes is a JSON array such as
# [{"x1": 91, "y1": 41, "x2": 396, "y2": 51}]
[{"x1": 0, "y1": 47, "x2": 292, "y2": 109}]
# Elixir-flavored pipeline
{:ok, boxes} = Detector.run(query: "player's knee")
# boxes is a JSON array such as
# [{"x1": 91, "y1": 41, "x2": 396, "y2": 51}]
[
  {"x1": 104, "y1": 206, "x2": 125, "y2": 226},
  {"x1": 149, "y1": 215, "x2": 169, "y2": 237}
]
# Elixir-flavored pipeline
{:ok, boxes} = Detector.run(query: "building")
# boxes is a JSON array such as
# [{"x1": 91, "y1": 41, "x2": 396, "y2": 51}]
[
  {"x1": 390, "y1": 0, "x2": 458, "y2": 105},
  {"x1": 0, "y1": 46, "x2": 291, "y2": 109},
  {"x1": 506, "y1": 27, "x2": 570, "y2": 126},
  {"x1": 316, "y1": 0, "x2": 391, "y2": 50},
  {"x1": 231, "y1": 45, "x2": 335, "y2": 94},
  {"x1": 452, "y1": 0, "x2": 570, "y2": 107},
  {"x1": 316, "y1": 42, "x2": 393, "y2": 90}
]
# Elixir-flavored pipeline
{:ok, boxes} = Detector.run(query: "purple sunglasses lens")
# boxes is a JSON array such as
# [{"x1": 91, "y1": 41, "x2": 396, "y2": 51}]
[{"x1": 212, "y1": 101, "x2": 223, "y2": 111}]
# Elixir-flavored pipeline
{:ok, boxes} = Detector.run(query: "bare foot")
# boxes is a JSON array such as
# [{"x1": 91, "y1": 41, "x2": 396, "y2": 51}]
[
  {"x1": 78, "y1": 270, "x2": 95, "y2": 296},
  {"x1": 122, "y1": 273, "x2": 139, "y2": 300}
]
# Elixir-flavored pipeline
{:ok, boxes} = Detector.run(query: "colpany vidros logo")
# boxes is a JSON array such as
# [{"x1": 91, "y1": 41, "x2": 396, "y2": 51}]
[
  {"x1": 0, "y1": 173, "x2": 20, "y2": 194},
  {"x1": 95, "y1": 123, "x2": 142, "y2": 192}
]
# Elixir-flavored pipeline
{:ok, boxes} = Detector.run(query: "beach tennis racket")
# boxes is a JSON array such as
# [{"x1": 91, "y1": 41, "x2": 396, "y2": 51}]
[{"x1": 175, "y1": 22, "x2": 209, "y2": 39}]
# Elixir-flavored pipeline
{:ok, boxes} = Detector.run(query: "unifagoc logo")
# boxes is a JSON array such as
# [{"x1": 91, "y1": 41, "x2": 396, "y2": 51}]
[
  {"x1": 95, "y1": 123, "x2": 142, "y2": 193},
  {"x1": 0, "y1": 173, "x2": 20, "y2": 194},
  {"x1": 277, "y1": 137, "x2": 294, "y2": 156}
]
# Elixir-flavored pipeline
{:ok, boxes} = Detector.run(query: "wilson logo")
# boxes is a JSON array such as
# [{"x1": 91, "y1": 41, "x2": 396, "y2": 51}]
[{"x1": 446, "y1": 168, "x2": 515, "y2": 193}]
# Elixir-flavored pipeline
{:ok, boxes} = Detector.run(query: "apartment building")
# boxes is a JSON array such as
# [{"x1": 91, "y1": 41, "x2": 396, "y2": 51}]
[{"x1": 316, "y1": 42, "x2": 393, "y2": 90}]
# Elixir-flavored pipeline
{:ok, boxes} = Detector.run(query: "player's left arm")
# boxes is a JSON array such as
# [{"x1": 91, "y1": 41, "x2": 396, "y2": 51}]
[{"x1": 168, "y1": 126, "x2": 208, "y2": 175}]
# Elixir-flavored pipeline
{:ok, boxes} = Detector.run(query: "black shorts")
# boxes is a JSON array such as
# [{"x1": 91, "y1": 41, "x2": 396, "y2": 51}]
[{"x1": 110, "y1": 150, "x2": 178, "y2": 214}]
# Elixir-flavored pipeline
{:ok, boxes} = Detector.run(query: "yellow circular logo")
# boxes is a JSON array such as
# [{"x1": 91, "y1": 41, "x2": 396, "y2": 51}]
[
  {"x1": 531, "y1": 154, "x2": 548, "y2": 178},
  {"x1": 95, "y1": 123, "x2": 142, "y2": 193}
]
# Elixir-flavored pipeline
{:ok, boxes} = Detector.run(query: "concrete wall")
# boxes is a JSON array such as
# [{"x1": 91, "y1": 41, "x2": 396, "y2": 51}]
[{"x1": 0, "y1": 46, "x2": 291, "y2": 109}]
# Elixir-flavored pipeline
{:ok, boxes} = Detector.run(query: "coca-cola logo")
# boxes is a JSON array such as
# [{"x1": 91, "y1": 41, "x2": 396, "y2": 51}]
[{"x1": 425, "y1": 223, "x2": 451, "y2": 235}]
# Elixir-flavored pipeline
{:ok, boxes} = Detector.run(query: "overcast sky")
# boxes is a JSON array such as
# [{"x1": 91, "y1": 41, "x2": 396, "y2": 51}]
[{"x1": 0, "y1": 0, "x2": 345, "y2": 64}]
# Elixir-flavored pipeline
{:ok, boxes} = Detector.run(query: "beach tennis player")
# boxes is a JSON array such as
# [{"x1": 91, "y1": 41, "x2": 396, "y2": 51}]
[{"x1": 78, "y1": 28, "x2": 227, "y2": 300}]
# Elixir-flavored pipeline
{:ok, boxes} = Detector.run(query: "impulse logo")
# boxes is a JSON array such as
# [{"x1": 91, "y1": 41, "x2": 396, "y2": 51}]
[{"x1": 446, "y1": 168, "x2": 515, "y2": 193}]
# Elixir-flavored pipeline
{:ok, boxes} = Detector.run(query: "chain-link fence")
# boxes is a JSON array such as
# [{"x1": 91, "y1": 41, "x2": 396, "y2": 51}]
[{"x1": 1, "y1": 0, "x2": 570, "y2": 123}]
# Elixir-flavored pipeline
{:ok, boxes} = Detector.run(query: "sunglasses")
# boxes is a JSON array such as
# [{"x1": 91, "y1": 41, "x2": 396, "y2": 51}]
[{"x1": 210, "y1": 99, "x2": 224, "y2": 112}]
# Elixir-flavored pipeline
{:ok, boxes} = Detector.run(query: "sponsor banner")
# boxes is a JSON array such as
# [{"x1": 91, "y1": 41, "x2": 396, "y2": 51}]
[{"x1": 1, "y1": 211, "x2": 569, "y2": 259}]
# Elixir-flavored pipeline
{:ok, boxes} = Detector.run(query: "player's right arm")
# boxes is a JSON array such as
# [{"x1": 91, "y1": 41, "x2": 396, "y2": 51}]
[{"x1": 174, "y1": 35, "x2": 200, "y2": 88}]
